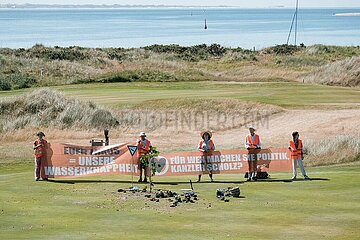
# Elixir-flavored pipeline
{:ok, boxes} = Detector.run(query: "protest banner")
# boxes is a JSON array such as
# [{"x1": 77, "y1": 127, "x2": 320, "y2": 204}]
[{"x1": 44, "y1": 143, "x2": 292, "y2": 178}]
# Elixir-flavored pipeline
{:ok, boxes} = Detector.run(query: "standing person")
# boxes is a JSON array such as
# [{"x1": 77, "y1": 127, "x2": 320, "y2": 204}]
[
  {"x1": 245, "y1": 126, "x2": 261, "y2": 181},
  {"x1": 198, "y1": 131, "x2": 215, "y2": 182},
  {"x1": 33, "y1": 131, "x2": 48, "y2": 181},
  {"x1": 289, "y1": 131, "x2": 310, "y2": 180},
  {"x1": 137, "y1": 132, "x2": 152, "y2": 183}
]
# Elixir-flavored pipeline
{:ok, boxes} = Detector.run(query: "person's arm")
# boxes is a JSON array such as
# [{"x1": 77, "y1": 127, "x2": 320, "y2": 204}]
[
  {"x1": 301, "y1": 141, "x2": 304, "y2": 159},
  {"x1": 137, "y1": 139, "x2": 142, "y2": 150},
  {"x1": 289, "y1": 141, "x2": 297, "y2": 152},
  {"x1": 198, "y1": 141, "x2": 205, "y2": 152},
  {"x1": 257, "y1": 137, "x2": 261, "y2": 148},
  {"x1": 211, "y1": 142, "x2": 215, "y2": 151},
  {"x1": 33, "y1": 140, "x2": 42, "y2": 150},
  {"x1": 244, "y1": 137, "x2": 249, "y2": 148}
]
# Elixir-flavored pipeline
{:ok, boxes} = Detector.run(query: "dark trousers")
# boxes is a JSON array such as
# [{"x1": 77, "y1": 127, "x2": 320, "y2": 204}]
[{"x1": 35, "y1": 156, "x2": 47, "y2": 179}]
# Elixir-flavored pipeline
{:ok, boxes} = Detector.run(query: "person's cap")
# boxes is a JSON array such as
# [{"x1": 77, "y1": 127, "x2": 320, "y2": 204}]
[
  {"x1": 248, "y1": 126, "x2": 256, "y2": 131},
  {"x1": 200, "y1": 130, "x2": 212, "y2": 138},
  {"x1": 36, "y1": 131, "x2": 45, "y2": 137},
  {"x1": 139, "y1": 132, "x2": 146, "y2": 137},
  {"x1": 292, "y1": 131, "x2": 299, "y2": 137}
]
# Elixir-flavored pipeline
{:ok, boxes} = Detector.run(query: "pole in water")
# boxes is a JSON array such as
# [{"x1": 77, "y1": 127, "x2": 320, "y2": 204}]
[
  {"x1": 295, "y1": 0, "x2": 299, "y2": 45},
  {"x1": 204, "y1": 18, "x2": 208, "y2": 30},
  {"x1": 286, "y1": 0, "x2": 299, "y2": 45}
]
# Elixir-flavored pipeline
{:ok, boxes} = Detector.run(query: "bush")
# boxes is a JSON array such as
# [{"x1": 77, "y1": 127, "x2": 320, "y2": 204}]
[
  {"x1": 0, "y1": 74, "x2": 37, "y2": 90},
  {"x1": 86, "y1": 70, "x2": 178, "y2": 83},
  {"x1": 143, "y1": 44, "x2": 228, "y2": 61},
  {"x1": 266, "y1": 44, "x2": 303, "y2": 55},
  {"x1": 10, "y1": 75, "x2": 37, "y2": 89},
  {"x1": 0, "y1": 78, "x2": 11, "y2": 91}
]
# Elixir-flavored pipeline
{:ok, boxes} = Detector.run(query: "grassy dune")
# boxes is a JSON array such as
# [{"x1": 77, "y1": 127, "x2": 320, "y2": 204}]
[{"x1": 1, "y1": 44, "x2": 359, "y2": 91}]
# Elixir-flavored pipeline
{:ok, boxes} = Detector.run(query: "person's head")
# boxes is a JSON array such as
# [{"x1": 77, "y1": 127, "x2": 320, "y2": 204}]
[
  {"x1": 139, "y1": 132, "x2": 146, "y2": 140},
  {"x1": 249, "y1": 127, "x2": 256, "y2": 135},
  {"x1": 36, "y1": 131, "x2": 45, "y2": 139},
  {"x1": 292, "y1": 131, "x2": 299, "y2": 140},
  {"x1": 201, "y1": 131, "x2": 212, "y2": 141}
]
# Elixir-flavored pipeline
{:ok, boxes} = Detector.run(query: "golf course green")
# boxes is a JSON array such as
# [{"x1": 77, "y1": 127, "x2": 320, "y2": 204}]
[{"x1": 1, "y1": 162, "x2": 359, "y2": 239}]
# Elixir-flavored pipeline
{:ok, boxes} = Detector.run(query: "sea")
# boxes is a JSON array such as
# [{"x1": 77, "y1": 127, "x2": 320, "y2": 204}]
[{"x1": 0, "y1": 8, "x2": 360, "y2": 49}]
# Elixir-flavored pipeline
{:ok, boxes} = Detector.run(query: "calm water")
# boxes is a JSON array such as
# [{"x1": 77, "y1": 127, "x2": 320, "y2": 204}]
[{"x1": 1, "y1": 8, "x2": 360, "y2": 49}]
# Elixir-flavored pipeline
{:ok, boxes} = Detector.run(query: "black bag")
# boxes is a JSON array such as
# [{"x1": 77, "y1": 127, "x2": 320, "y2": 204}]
[{"x1": 256, "y1": 172, "x2": 269, "y2": 179}]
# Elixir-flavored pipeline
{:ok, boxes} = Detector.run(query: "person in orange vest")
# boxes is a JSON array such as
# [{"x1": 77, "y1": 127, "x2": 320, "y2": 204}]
[
  {"x1": 289, "y1": 131, "x2": 310, "y2": 180},
  {"x1": 198, "y1": 131, "x2": 215, "y2": 182},
  {"x1": 245, "y1": 126, "x2": 261, "y2": 181},
  {"x1": 33, "y1": 131, "x2": 48, "y2": 181},
  {"x1": 137, "y1": 132, "x2": 152, "y2": 183}
]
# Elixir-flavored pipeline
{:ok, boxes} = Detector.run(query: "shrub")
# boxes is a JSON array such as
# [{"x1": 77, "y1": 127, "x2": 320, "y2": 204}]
[
  {"x1": 266, "y1": 44, "x2": 302, "y2": 55},
  {"x1": 89, "y1": 70, "x2": 178, "y2": 83},
  {"x1": 143, "y1": 44, "x2": 228, "y2": 61},
  {"x1": 0, "y1": 78, "x2": 11, "y2": 91},
  {"x1": 10, "y1": 74, "x2": 37, "y2": 89},
  {"x1": 0, "y1": 74, "x2": 37, "y2": 90}
]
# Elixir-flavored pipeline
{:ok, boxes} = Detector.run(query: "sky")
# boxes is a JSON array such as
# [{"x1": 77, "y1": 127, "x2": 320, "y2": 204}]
[{"x1": 2, "y1": 0, "x2": 360, "y2": 8}]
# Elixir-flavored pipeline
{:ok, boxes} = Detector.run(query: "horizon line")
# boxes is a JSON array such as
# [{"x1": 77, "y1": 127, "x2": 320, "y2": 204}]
[{"x1": 1, "y1": 4, "x2": 360, "y2": 9}]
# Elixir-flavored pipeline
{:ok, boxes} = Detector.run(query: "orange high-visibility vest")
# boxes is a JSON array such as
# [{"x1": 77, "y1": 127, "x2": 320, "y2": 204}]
[
  {"x1": 137, "y1": 139, "x2": 151, "y2": 154},
  {"x1": 34, "y1": 139, "x2": 47, "y2": 158},
  {"x1": 247, "y1": 134, "x2": 260, "y2": 148},
  {"x1": 289, "y1": 139, "x2": 303, "y2": 160},
  {"x1": 198, "y1": 139, "x2": 214, "y2": 151}
]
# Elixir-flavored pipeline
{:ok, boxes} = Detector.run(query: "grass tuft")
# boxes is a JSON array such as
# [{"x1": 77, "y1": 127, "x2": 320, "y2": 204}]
[
  {"x1": 303, "y1": 56, "x2": 360, "y2": 87},
  {"x1": 304, "y1": 135, "x2": 360, "y2": 166},
  {"x1": 0, "y1": 88, "x2": 119, "y2": 131}
]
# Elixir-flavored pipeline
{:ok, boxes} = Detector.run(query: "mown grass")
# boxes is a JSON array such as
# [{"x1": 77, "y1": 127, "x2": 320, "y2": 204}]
[
  {"x1": 53, "y1": 82, "x2": 360, "y2": 109},
  {"x1": 1, "y1": 82, "x2": 359, "y2": 110},
  {"x1": 1, "y1": 162, "x2": 359, "y2": 240}
]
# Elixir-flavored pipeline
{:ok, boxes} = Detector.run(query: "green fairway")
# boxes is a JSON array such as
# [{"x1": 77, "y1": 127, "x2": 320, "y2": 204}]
[
  {"x1": 1, "y1": 162, "x2": 359, "y2": 240},
  {"x1": 1, "y1": 82, "x2": 360, "y2": 109},
  {"x1": 56, "y1": 82, "x2": 360, "y2": 109}
]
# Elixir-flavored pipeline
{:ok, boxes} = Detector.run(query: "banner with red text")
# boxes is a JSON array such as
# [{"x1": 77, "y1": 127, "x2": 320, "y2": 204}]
[{"x1": 44, "y1": 143, "x2": 292, "y2": 178}]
